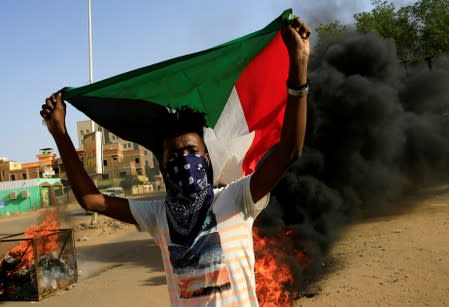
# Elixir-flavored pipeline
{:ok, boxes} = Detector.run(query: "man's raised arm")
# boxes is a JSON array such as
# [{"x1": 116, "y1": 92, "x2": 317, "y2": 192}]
[
  {"x1": 250, "y1": 17, "x2": 310, "y2": 203},
  {"x1": 40, "y1": 92, "x2": 136, "y2": 224}
]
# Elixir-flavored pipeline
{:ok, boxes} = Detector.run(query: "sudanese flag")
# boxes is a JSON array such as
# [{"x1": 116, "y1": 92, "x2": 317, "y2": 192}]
[{"x1": 63, "y1": 9, "x2": 293, "y2": 184}]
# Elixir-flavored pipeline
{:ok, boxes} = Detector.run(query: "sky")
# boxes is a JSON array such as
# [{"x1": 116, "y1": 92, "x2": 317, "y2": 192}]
[{"x1": 0, "y1": 0, "x2": 415, "y2": 163}]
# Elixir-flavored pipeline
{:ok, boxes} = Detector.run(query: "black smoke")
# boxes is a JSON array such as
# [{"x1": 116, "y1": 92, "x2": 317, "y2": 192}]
[{"x1": 255, "y1": 31, "x2": 449, "y2": 293}]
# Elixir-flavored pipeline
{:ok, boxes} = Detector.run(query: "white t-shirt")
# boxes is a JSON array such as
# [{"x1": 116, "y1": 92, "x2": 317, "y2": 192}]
[{"x1": 129, "y1": 175, "x2": 269, "y2": 307}]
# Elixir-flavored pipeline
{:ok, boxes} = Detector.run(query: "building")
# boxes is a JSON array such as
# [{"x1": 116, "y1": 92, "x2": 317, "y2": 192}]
[
  {"x1": 77, "y1": 119, "x2": 123, "y2": 149},
  {"x1": 76, "y1": 119, "x2": 160, "y2": 182},
  {"x1": 0, "y1": 149, "x2": 58, "y2": 182},
  {"x1": 0, "y1": 178, "x2": 65, "y2": 216},
  {"x1": 0, "y1": 121, "x2": 161, "y2": 200}
]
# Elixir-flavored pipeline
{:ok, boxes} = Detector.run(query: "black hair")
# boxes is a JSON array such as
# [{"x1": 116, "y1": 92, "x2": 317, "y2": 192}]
[{"x1": 161, "y1": 106, "x2": 208, "y2": 140}]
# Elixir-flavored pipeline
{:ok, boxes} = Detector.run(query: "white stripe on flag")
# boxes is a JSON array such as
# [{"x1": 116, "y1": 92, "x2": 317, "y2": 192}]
[{"x1": 204, "y1": 87, "x2": 254, "y2": 185}]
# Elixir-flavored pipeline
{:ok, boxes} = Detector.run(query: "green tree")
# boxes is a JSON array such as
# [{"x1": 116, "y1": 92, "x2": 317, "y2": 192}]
[
  {"x1": 145, "y1": 158, "x2": 160, "y2": 182},
  {"x1": 410, "y1": 0, "x2": 449, "y2": 56},
  {"x1": 119, "y1": 175, "x2": 142, "y2": 193},
  {"x1": 316, "y1": 20, "x2": 347, "y2": 39},
  {"x1": 354, "y1": 0, "x2": 449, "y2": 59},
  {"x1": 354, "y1": 0, "x2": 418, "y2": 60}
]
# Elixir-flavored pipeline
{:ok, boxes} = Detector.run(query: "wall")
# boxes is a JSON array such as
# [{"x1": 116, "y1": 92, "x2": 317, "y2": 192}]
[
  {"x1": 0, "y1": 185, "x2": 41, "y2": 215},
  {"x1": 0, "y1": 178, "x2": 63, "y2": 216}
]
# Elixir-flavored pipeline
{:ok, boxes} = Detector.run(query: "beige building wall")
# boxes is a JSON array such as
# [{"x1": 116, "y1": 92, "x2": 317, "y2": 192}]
[
  {"x1": 76, "y1": 120, "x2": 102, "y2": 148},
  {"x1": 0, "y1": 150, "x2": 57, "y2": 182},
  {"x1": 77, "y1": 119, "x2": 159, "y2": 181},
  {"x1": 101, "y1": 143, "x2": 156, "y2": 180},
  {"x1": 0, "y1": 161, "x2": 11, "y2": 181}
]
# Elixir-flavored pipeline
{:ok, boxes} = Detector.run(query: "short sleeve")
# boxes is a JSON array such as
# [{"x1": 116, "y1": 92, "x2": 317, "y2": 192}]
[
  {"x1": 239, "y1": 175, "x2": 270, "y2": 219},
  {"x1": 129, "y1": 199, "x2": 163, "y2": 237}
]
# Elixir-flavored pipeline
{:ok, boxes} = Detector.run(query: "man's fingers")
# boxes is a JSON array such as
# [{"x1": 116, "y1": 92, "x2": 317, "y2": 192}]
[
  {"x1": 50, "y1": 95, "x2": 58, "y2": 107},
  {"x1": 40, "y1": 109, "x2": 51, "y2": 119},
  {"x1": 45, "y1": 92, "x2": 61, "y2": 108},
  {"x1": 292, "y1": 17, "x2": 311, "y2": 39},
  {"x1": 43, "y1": 101, "x2": 54, "y2": 111},
  {"x1": 42, "y1": 104, "x2": 55, "y2": 112},
  {"x1": 301, "y1": 23, "x2": 311, "y2": 39},
  {"x1": 41, "y1": 105, "x2": 53, "y2": 115},
  {"x1": 300, "y1": 28, "x2": 311, "y2": 39},
  {"x1": 297, "y1": 23, "x2": 310, "y2": 39},
  {"x1": 45, "y1": 97, "x2": 55, "y2": 108}
]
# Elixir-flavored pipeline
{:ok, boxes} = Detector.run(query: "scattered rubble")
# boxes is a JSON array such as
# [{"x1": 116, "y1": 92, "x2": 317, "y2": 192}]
[{"x1": 73, "y1": 216, "x2": 132, "y2": 242}]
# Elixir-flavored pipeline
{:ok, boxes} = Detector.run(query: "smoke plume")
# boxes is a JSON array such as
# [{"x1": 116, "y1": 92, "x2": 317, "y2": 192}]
[{"x1": 255, "y1": 31, "x2": 449, "y2": 291}]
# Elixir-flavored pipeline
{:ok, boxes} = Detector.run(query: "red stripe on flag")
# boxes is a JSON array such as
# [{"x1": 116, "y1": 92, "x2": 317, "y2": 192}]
[{"x1": 235, "y1": 32, "x2": 289, "y2": 174}]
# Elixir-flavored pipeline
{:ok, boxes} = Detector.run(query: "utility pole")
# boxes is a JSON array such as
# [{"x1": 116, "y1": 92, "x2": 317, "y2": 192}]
[
  {"x1": 88, "y1": 0, "x2": 94, "y2": 85},
  {"x1": 88, "y1": 0, "x2": 99, "y2": 225}
]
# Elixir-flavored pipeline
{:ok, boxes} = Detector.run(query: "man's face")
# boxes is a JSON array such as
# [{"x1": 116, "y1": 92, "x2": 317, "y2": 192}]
[{"x1": 161, "y1": 132, "x2": 209, "y2": 171}]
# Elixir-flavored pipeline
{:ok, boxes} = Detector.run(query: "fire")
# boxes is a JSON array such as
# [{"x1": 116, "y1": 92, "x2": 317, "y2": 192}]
[
  {"x1": 254, "y1": 226, "x2": 308, "y2": 306},
  {"x1": 3, "y1": 210, "x2": 59, "y2": 271}
]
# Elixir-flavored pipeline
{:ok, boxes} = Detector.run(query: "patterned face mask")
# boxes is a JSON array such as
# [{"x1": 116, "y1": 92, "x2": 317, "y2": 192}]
[
  {"x1": 164, "y1": 153, "x2": 211, "y2": 199},
  {"x1": 163, "y1": 153, "x2": 214, "y2": 245}
]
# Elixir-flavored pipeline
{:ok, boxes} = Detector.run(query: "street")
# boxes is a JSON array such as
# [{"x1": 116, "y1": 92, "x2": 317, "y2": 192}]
[{"x1": 0, "y1": 193, "x2": 170, "y2": 307}]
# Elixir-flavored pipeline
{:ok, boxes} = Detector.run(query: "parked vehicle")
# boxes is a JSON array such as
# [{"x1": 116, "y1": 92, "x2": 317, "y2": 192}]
[{"x1": 101, "y1": 187, "x2": 125, "y2": 197}]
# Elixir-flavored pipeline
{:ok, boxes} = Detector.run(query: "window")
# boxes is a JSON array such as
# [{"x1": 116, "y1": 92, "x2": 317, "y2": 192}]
[
  {"x1": 128, "y1": 143, "x2": 132, "y2": 148},
  {"x1": 123, "y1": 143, "x2": 127, "y2": 149},
  {"x1": 22, "y1": 174, "x2": 27, "y2": 179},
  {"x1": 86, "y1": 129, "x2": 90, "y2": 133},
  {"x1": 80, "y1": 130, "x2": 84, "y2": 135},
  {"x1": 135, "y1": 158, "x2": 140, "y2": 164},
  {"x1": 10, "y1": 174, "x2": 15, "y2": 181},
  {"x1": 98, "y1": 127, "x2": 102, "y2": 132},
  {"x1": 119, "y1": 171, "x2": 127, "y2": 178},
  {"x1": 113, "y1": 156, "x2": 117, "y2": 161},
  {"x1": 144, "y1": 150, "x2": 147, "y2": 155},
  {"x1": 103, "y1": 160, "x2": 108, "y2": 166}
]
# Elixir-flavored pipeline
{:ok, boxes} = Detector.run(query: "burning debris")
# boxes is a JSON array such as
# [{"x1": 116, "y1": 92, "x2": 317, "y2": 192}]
[
  {"x1": 0, "y1": 211, "x2": 78, "y2": 301},
  {"x1": 253, "y1": 31, "x2": 449, "y2": 305}
]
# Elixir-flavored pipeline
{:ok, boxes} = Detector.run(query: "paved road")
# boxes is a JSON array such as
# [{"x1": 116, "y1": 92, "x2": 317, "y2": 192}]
[{"x1": 0, "y1": 193, "x2": 168, "y2": 306}]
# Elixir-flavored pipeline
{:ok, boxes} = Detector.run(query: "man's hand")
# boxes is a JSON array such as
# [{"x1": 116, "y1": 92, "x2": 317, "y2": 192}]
[
  {"x1": 281, "y1": 16, "x2": 311, "y2": 61},
  {"x1": 40, "y1": 92, "x2": 67, "y2": 136},
  {"x1": 281, "y1": 17, "x2": 311, "y2": 85}
]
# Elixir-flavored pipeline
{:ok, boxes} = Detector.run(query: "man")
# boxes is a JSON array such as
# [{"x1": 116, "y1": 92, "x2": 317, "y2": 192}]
[{"x1": 41, "y1": 17, "x2": 310, "y2": 306}]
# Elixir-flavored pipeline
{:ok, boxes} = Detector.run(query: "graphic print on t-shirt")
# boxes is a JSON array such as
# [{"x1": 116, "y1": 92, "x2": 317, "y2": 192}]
[{"x1": 168, "y1": 210, "x2": 231, "y2": 299}]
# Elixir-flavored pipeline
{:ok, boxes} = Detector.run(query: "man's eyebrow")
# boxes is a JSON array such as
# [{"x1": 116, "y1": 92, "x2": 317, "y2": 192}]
[
  {"x1": 171, "y1": 144, "x2": 198, "y2": 152},
  {"x1": 184, "y1": 144, "x2": 199, "y2": 150}
]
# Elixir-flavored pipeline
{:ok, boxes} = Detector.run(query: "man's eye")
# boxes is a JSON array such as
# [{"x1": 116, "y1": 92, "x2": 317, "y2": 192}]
[{"x1": 169, "y1": 153, "x2": 180, "y2": 159}]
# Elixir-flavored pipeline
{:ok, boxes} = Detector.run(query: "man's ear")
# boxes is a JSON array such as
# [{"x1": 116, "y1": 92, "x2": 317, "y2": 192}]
[{"x1": 205, "y1": 152, "x2": 211, "y2": 166}]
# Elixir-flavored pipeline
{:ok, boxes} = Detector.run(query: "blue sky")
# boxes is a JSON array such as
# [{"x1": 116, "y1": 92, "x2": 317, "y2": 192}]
[{"x1": 0, "y1": 0, "x2": 414, "y2": 163}]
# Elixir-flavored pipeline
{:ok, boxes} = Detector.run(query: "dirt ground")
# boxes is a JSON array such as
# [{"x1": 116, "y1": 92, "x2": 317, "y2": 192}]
[
  {"x1": 297, "y1": 183, "x2": 449, "y2": 307},
  {"x1": 3, "y1": 183, "x2": 449, "y2": 307}
]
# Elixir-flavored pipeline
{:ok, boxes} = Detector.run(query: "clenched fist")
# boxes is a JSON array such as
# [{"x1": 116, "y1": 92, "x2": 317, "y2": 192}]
[{"x1": 40, "y1": 92, "x2": 67, "y2": 136}]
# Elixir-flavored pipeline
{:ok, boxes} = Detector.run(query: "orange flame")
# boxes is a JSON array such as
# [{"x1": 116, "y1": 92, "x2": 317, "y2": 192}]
[
  {"x1": 254, "y1": 226, "x2": 308, "y2": 306},
  {"x1": 3, "y1": 210, "x2": 59, "y2": 271}
]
